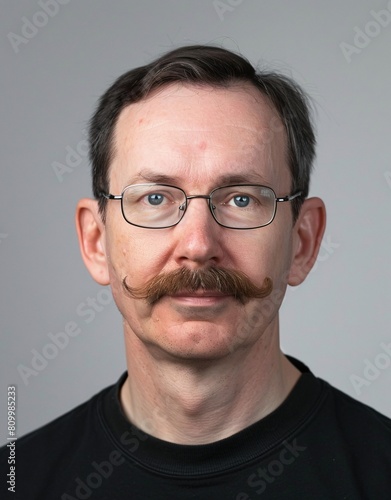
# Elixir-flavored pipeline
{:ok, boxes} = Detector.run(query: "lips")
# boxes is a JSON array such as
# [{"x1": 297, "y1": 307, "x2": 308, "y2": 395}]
[{"x1": 169, "y1": 290, "x2": 232, "y2": 298}]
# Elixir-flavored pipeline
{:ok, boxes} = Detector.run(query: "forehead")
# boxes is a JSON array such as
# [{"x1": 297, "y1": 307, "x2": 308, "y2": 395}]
[{"x1": 110, "y1": 83, "x2": 289, "y2": 190}]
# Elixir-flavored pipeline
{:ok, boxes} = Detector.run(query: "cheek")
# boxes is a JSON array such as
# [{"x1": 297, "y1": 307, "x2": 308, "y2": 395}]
[
  {"x1": 103, "y1": 221, "x2": 137, "y2": 295},
  {"x1": 105, "y1": 234, "x2": 150, "y2": 325},
  {"x1": 269, "y1": 233, "x2": 294, "y2": 289},
  {"x1": 235, "y1": 228, "x2": 293, "y2": 286},
  {"x1": 105, "y1": 225, "x2": 168, "y2": 286},
  {"x1": 107, "y1": 241, "x2": 143, "y2": 295}
]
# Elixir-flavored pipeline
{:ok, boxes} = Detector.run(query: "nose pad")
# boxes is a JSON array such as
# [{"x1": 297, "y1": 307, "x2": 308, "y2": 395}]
[{"x1": 176, "y1": 197, "x2": 219, "y2": 231}]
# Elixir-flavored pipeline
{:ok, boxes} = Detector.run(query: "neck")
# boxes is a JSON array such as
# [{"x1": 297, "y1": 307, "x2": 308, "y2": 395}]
[{"x1": 120, "y1": 320, "x2": 301, "y2": 445}]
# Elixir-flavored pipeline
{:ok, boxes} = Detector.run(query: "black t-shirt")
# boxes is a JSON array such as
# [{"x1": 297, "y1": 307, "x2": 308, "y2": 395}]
[{"x1": 1, "y1": 358, "x2": 391, "y2": 499}]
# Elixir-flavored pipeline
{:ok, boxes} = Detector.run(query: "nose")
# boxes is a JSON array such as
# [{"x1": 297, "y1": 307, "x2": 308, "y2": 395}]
[{"x1": 172, "y1": 196, "x2": 223, "y2": 268}]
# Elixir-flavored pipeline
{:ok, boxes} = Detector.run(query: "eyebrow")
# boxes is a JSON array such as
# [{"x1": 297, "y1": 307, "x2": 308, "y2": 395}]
[{"x1": 126, "y1": 169, "x2": 270, "y2": 187}]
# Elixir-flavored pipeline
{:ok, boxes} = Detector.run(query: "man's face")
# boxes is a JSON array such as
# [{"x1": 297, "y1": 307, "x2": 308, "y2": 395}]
[{"x1": 103, "y1": 83, "x2": 296, "y2": 360}]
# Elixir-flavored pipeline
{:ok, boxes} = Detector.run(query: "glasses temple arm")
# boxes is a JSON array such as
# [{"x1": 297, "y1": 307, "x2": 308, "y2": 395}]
[
  {"x1": 99, "y1": 193, "x2": 122, "y2": 200},
  {"x1": 276, "y1": 191, "x2": 303, "y2": 203}
]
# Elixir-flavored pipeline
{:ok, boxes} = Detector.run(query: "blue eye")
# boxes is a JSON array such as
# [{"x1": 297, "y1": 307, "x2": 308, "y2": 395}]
[
  {"x1": 148, "y1": 193, "x2": 164, "y2": 205},
  {"x1": 233, "y1": 195, "x2": 250, "y2": 207}
]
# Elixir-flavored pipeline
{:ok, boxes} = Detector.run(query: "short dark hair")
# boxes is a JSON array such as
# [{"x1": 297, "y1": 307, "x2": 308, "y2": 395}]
[{"x1": 89, "y1": 45, "x2": 316, "y2": 222}]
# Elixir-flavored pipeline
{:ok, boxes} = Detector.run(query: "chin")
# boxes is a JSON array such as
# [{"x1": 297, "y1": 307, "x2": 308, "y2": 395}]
[{"x1": 145, "y1": 321, "x2": 256, "y2": 362}]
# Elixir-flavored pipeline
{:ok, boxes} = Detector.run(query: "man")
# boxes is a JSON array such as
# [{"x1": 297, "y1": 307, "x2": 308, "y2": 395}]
[{"x1": 2, "y1": 45, "x2": 390, "y2": 499}]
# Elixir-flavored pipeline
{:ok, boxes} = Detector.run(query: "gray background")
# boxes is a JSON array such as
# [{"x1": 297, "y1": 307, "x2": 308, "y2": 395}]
[{"x1": 1, "y1": 0, "x2": 390, "y2": 442}]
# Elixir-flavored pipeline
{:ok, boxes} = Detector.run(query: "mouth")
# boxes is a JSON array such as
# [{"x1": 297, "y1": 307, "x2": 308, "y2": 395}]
[
  {"x1": 169, "y1": 290, "x2": 233, "y2": 298},
  {"x1": 167, "y1": 290, "x2": 233, "y2": 306}
]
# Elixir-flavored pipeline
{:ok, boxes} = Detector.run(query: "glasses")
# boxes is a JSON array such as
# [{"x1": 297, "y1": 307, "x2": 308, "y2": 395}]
[{"x1": 100, "y1": 184, "x2": 302, "y2": 230}]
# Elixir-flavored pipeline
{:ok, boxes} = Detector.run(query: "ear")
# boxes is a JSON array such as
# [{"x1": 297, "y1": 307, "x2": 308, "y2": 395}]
[
  {"x1": 288, "y1": 197, "x2": 326, "y2": 286},
  {"x1": 75, "y1": 198, "x2": 110, "y2": 285}
]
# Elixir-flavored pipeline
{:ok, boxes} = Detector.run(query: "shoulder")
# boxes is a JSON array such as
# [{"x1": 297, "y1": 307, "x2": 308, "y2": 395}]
[
  {"x1": 325, "y1": 381, "x2": 391, "y2": 430},
  {"x1": 287, "y1": 370, "x2": 391, "y2": 495},
  {"x1": 0, "y1": 380, "x2": 118, "y2": 499},
  {"x1": 14, "y1": 386, "x2": 105, "y2": 454},
  {"x1": 290, "y1": 356, "x2": 391, "y2": 436},
  {"x1": 312, "y1": 379, "x2": 391, "y2": 469}
]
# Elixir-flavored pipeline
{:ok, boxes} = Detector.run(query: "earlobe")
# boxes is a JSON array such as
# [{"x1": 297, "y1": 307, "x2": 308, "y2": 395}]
[
  {"x1": 288, "y1": 197, "x2": 326, "y2": 286},
  {"x1": 75, "y1": 199, "x2": 110, "y2": 285}
]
